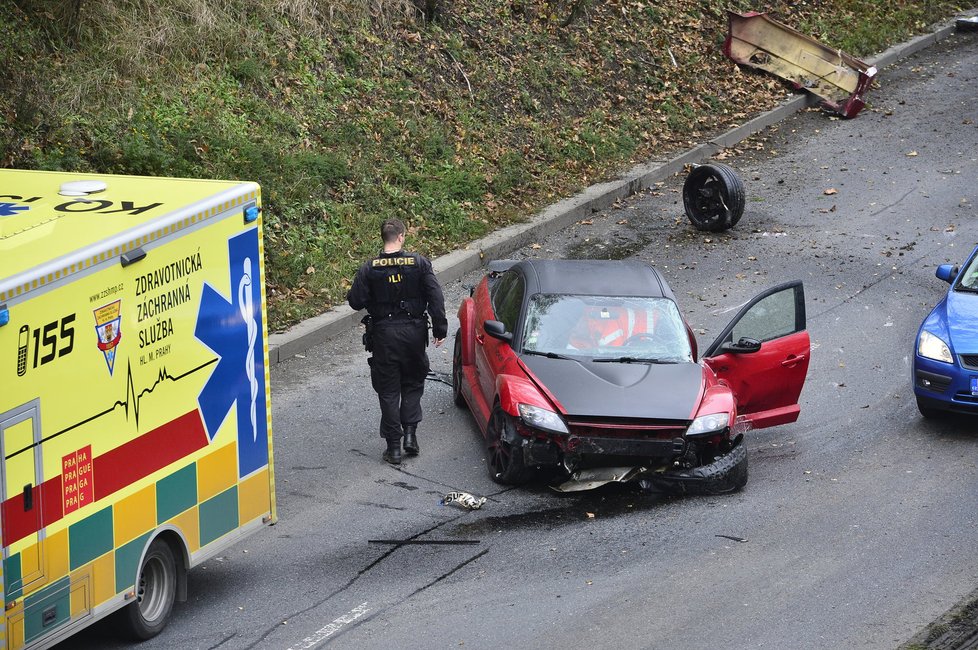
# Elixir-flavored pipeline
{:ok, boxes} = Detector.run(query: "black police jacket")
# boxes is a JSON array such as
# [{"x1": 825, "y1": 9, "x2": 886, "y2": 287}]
[{"x1": 347, "y1": 249, "x2": 448, "y2": 339}]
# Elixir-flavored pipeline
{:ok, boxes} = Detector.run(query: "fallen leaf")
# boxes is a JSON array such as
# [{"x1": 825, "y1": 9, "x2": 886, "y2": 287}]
[
  {"x1": 824, "y1": 188, "x2": 838, "y2": 195},
  {"x1": 305, "y1": 266, "x2": 315, "y2": 274},
  {"x1": 906, "y1": 150, "x2": 918, "y2": 157},
  {"x1": 586, "y1": 512, "x2": 595, "y2": 519},
  {"x1": 530, "y1": 243, "x2": 542, "y2": 249}
]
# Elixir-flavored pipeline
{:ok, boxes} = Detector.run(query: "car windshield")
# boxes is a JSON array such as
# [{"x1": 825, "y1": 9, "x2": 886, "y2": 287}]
[
  {"x1": 956, "y1": 250, "x2": 978, "y2": 291},
  {"x1": 522, "y1": 294, "x2": 693, "y2": 362}
]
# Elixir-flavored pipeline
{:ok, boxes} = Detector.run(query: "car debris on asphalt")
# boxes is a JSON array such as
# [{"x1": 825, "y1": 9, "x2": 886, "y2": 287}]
[
  {"x1": 441, "y1": 491, "x2": 488, "y2": 510},
  {"x1": 551, "y1": 467, "x2": 649, "y2": 492},
  {"x1": 723, "y1": 10, "x2": 876, "y2": 118},
  {"x1": 956, "y1": 15, "x2": 978, "y2": 31}
]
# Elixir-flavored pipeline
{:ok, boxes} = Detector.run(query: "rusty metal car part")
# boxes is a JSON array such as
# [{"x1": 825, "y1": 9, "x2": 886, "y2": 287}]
[{"x1": 723, "y1": 10, "x2": 877, "y2": 118}]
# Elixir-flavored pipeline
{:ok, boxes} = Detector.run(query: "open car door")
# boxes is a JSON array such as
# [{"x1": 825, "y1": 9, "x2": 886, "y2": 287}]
[{"x1": 702, "y1": 281, "x2": 810, "y2": 430}]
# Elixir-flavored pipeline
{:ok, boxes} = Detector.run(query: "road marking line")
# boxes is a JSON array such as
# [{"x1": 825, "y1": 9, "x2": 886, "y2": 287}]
[{"x1": 286, "y1": 602, "x2": 370, "y2": 650}]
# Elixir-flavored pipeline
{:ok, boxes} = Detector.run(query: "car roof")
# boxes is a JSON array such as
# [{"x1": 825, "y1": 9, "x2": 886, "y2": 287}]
[{"x1": 511, "y1": 259, "x2": 676, "y2": 300}]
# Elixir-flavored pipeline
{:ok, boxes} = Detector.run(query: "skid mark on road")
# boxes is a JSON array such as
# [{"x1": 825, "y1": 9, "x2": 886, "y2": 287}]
[
  {"x1": 280, "y1": 549, "x2": 490, "y2": 649},
  {"x1": 406, "y1": 548, "x2": 489, "y2": 599},
  {"x1": 243, "y1": 512, "x2": 478, "y2": 649},
  {"x1": 285, "y1": 602, "x2": 370, "y2": 650}
]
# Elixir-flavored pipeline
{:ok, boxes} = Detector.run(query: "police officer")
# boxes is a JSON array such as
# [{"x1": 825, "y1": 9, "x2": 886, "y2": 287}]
[{"x1": 347, "y1": 219, "x2": 448, "y2": 465}]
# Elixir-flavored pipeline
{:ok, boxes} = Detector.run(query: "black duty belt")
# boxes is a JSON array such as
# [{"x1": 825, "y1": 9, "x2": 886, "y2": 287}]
[{"x1": 375, "y1": 312, "x2": 423, "y2": 322}]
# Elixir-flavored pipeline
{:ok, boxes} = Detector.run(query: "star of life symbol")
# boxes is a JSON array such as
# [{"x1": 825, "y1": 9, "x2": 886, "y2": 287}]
[
  {"x1": 0, "y1": 202, "x2": 29, "y2": 217},
  {"x1": 195, "y1": 228, "x2": 268, "y2": 478}
]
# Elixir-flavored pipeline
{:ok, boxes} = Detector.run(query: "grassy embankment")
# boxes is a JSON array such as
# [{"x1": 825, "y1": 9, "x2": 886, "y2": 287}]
[{"x1": 1, "y1": 0, "x2": 968, "y2": 331}]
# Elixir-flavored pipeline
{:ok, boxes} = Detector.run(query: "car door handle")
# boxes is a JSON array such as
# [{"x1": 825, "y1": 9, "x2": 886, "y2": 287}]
[
  {"x1": 476, "y1": 334, "x2": 485, "y2": 345},
  {"x1": 781, "y1": 354, "x2": 806, "y2": 368}
]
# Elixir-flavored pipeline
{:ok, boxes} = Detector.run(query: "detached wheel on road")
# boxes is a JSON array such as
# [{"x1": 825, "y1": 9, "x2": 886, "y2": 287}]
[
  {"x1": 683, "y1": 163, "x2": 745, "y2": 232},
  {"x1": 119, "y1": 538, "x2": 178, "y2": 640},
  {"x1": 452, "y1": 331, "x2": 466, "y2": 408},
  {"x1": 486, "y1": 405, "x2": 533, "y2": 485}
]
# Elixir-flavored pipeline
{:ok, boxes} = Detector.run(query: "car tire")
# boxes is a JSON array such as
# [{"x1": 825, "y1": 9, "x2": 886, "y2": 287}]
[
  {"x1": 683, "y1": 163, "x2": 745, "y2": 232},
  {"x1": 486, "y1": 405, "x2": 533, "y2": 485},
  {"x1": 916, "y1": 397, "x2": 943, "y2": 419},
  {"x1": 117, "y1": 538, "x2": 178, "y2": 640},
  {"x1": 727, "y1": 451, "x2": 749, "y2": 493},
  {"x1": 452, "y1": 331, "x2": 467, "y2": 408}
]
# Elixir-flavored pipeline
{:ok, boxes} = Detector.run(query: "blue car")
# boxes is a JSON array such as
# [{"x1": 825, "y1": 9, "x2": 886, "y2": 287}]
[{"x1": 913, "y1": 244, "x2": 978, "y2": 417}]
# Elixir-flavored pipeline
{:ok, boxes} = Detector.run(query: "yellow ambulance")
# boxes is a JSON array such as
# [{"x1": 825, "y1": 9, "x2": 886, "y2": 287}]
[{"x1": 0, "y1": 169, "x2": 276, "y2": 648}]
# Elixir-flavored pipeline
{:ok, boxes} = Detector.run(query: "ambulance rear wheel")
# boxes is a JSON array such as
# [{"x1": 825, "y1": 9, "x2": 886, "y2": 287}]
[{"x1": 120, "y1": 538, "x2": 177, "y2": 640}]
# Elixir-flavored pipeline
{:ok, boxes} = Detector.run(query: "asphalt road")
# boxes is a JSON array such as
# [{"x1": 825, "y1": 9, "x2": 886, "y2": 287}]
[{"x1": 69, "y1": 29, "x2": 978, "y2": 650}]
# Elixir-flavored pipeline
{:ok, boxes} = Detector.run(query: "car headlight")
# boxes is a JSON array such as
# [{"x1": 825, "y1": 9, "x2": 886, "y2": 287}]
[
  {"x1": 687, "y1": 412, "x2": 729, "y2": 436},
  {"x1": 518, "y1": 403, "x2": 569, "y2": 434},
  {"x1": 918, "y1": 330, "x2": 953, "y2": 364}
]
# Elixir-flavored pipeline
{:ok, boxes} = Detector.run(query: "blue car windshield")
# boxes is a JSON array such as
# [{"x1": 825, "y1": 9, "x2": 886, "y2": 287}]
[
  {"x1": 956, "y1": 252, "x2": 978, "y2": 290},
  {"x1": 522, "y1": 294, "x2": 693, "y2": 362}
]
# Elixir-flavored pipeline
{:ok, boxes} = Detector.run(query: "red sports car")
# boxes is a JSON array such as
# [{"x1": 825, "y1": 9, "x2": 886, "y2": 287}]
[{"x1": 452, "y1": 259, "x2": 810, "y2": 493}]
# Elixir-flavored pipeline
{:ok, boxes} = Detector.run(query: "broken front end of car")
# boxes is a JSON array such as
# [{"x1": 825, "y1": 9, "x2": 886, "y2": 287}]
[{"x1": 501, "y1": 407, "x2": 749, "y2": 495}]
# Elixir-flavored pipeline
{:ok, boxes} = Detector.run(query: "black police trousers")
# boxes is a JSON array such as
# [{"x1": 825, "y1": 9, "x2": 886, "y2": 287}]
[{"x1": 368, "y1": 318, "x2": 429, "y2": 441}]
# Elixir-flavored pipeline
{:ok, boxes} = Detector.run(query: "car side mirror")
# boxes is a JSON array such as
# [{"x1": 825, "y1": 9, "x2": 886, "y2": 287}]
[
  {"x1": 720, "y1": 337, "x2": 762, "y2": 354},
  {"x1": 484, "y1": 320, "x2": 513, "y2": 343},
  {"x1": 936, "y1": 264, "x2": 958, "y2": 284}
]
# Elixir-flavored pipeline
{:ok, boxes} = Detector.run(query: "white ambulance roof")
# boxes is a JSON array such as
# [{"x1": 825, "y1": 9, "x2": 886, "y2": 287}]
[{"x1": 0, "y1": 169, "x2": 258, "y2": 300}]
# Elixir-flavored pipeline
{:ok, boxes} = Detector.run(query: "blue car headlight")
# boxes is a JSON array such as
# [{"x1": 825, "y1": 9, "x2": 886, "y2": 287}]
[
  {"x1": 687, "y1": 412, "x2": 730, "y2": 436},
  {"x1": 518, "y1": 403, "x2": 569, "y2": 434},
  {"x1": 918, "y1": 330, "x2": 953, "y2": 364}
]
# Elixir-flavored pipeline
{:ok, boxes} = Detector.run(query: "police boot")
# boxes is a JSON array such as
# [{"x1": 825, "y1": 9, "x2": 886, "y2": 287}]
[
  {"x1": 382, "y1": 438, "x2": 402, "y2": 465},
  {"x1": 403, "y1": 425, "x2": 419, "y2": 456}
]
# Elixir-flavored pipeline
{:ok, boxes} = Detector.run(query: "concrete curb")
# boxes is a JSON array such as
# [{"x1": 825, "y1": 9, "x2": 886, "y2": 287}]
[{"x1": 266, "y1": 15, "x2": 966, "y2": 366}]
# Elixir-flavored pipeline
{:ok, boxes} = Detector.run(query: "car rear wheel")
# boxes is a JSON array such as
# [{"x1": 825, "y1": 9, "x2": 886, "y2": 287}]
[
  {"x1": 118, "y1": 538, "x2": 178, "y2": 640},
  {"x1": 683, "y1": 163, "x2": 745, "y2": 232},
  {"x1": 452, "y1": 331, "x2": 466, "y2": 408},
  {"x1": 487, "y1": 405, "x2": 533, "y2": 485}
]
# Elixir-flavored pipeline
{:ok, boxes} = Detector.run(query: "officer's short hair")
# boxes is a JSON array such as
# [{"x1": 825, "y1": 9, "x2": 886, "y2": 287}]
[{"x1": 381, "y1": 219, "x2": 406, "y2": 244}]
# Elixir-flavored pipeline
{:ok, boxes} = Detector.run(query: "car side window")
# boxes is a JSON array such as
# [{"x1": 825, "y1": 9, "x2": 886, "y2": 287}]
[
  {"x1": 958, "y1": 254, "x2": 978, "y2": 290},
  {"x1": 491, "y1": 271, "x2": 525, "y2": 333},
  {"x1": 729, "y1": 285, "x2": 801, "y2": 343},
  {"x1": 489, "y1": 270, "x2": 514, "y2": 306}
]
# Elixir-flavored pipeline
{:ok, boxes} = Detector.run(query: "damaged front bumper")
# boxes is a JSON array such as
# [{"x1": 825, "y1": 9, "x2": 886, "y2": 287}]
[{"x1": 539, "y1": 435, "x2": 748, "y2": 494}]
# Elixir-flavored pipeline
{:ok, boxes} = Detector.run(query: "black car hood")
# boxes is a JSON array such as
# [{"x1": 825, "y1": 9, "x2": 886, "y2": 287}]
[{"x1": 520, "y1": 355, "x2": 703, "y2": 420}]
